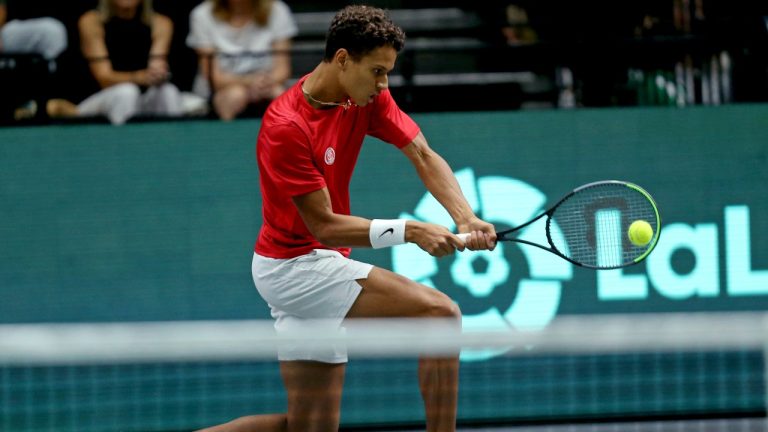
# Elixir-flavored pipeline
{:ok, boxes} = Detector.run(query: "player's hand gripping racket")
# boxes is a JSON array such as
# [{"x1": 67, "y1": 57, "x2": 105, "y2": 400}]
[{"x1": 458, "y1": 180, "x2": 661, "y2": 269}]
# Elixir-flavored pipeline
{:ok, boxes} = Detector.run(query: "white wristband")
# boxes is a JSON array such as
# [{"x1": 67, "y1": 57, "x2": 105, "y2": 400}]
[{"x1": 369, "y1": 219, "x2": 407, "y2": 249}]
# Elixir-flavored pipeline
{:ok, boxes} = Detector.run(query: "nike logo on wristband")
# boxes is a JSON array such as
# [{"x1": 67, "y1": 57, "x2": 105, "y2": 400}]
[{"x1": 378, "y1": 228, "x2": 395, "y2": 238}]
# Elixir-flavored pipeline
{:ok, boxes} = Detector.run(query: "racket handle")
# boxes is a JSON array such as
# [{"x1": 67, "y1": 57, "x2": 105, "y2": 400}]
[{"x1": 456, "y1": 233, "x2": 471, "y2": 243}]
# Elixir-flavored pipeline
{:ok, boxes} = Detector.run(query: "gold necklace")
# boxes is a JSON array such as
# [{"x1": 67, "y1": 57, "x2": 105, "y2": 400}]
[{"x1": 301, "y1": 83, "x2": 352, "y2": 110}]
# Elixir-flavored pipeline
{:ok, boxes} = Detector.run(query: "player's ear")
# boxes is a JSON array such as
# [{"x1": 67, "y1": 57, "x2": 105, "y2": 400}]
[{"x1": 335, "y1": 49, "x2": 349, "y2": 69}]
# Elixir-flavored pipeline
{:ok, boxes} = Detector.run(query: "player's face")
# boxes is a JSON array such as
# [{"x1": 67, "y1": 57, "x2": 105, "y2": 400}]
[{"x1": 340, "y1": 45, "x2": 397, "y2": 107}]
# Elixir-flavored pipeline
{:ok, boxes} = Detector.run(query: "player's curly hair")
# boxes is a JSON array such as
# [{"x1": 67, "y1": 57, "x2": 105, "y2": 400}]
[{"x1": 323, "y1": 5, "x2": 406, "y2": 62}]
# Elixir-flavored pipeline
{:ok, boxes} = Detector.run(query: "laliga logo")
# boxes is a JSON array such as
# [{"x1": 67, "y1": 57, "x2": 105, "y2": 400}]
[{"x1": 392, "y1": 169, "x2": 573, "y2": 361}]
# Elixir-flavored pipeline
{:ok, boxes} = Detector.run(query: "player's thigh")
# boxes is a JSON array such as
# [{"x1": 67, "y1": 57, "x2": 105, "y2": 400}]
[
  {"x1": 280, "y1": 361, "x2": 345, "y2": 432},
  {"x1": 346, "y1": 266, "x2": 460, "y2": 319}
]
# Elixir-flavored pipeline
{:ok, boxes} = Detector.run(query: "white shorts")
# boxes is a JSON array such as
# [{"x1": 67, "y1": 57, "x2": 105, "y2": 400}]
[{"x1": 251, "y1": 249, "x2": 374, "y2": 363}]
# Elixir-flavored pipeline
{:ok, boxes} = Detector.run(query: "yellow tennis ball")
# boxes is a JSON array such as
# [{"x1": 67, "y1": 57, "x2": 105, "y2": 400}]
[{"x1": 628, "y1": 220, "x2": 653, "y2": 247}]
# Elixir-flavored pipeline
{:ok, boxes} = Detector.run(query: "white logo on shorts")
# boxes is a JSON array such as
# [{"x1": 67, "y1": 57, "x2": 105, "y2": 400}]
[{"x1": 324, "y1": 148, "x2": 336, "y2": 165}]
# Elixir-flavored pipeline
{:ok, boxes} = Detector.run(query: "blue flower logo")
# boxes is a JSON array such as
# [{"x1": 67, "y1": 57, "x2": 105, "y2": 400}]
[{"x1": 393, "y1": 169, "x2": 573, "y2": 361}]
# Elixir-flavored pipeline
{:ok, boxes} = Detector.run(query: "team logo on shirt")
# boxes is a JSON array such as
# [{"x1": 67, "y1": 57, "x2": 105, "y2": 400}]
[{"x1": 324, "y1": 148, "x2": 336, "y2": 165}]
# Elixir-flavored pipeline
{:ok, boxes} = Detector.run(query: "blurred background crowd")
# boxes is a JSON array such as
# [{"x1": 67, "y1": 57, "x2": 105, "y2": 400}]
[{"x1": 1, "y1": 0, "x2": 767, "y2": 125}]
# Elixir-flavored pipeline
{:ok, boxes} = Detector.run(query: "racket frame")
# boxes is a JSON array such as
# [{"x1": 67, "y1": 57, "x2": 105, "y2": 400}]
[{"x1": 492, "y1": 180, "x2": 661, "y2": 269}]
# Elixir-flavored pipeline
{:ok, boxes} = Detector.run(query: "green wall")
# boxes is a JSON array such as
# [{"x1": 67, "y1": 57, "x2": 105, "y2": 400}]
[{"x1": 2, "y1": 106, "x2": 767, "y2": 323}]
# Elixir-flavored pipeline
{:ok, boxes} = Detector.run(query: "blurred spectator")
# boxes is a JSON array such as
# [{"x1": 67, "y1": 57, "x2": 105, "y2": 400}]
[
  {"x1": 186, "y1": 0, "x2": 297, "y2": 120},
  {"x1": 501, "y1": 4, "x2": 538, "y2": 45},
  {"x1": 0, "y1": 0, "x2": 67, "y2": 120},
  {"x1": 0, "y1": 0, "x2": 67, "y2": 70},
  {"x1": 48, "y1": 0, "x2": 183, "y2": 125}
]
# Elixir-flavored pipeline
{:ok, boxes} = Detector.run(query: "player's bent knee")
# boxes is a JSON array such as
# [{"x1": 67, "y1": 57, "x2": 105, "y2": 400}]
[
  {"x1": 427, "y1": 293, "x2": 462, "y2": 321},
  {"x1": 445, "y1": 301, "x2": 462, "y2": 322}
]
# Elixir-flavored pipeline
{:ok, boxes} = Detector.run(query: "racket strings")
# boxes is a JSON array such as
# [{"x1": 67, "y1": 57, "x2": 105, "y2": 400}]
[{"x1": 549, "y1": 183, "x2": 658, "y2": 268}]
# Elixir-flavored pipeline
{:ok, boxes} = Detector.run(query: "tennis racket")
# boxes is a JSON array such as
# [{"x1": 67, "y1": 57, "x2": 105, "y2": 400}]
[{"x1": 458, "y1": 180, "x2": 661, "y2": 269}]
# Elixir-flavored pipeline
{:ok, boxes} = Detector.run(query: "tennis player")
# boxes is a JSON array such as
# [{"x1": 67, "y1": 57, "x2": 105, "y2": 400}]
[{"x1": 198, "y1": 5, "x2": 495, "y2": 432}]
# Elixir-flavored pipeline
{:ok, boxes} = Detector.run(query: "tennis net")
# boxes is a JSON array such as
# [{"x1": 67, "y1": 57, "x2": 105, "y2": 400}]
[{"x1": 1, "y1": 312, "x2": 766, "y2": 431}]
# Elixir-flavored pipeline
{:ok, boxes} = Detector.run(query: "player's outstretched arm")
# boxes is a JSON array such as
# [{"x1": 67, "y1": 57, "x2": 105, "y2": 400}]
[
  {"x1": 292, "y1": 187, "x2": 465, "y2": 256},
  {"x1": 400, "y1": 132, "x2": 496, "y2": 250}
]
